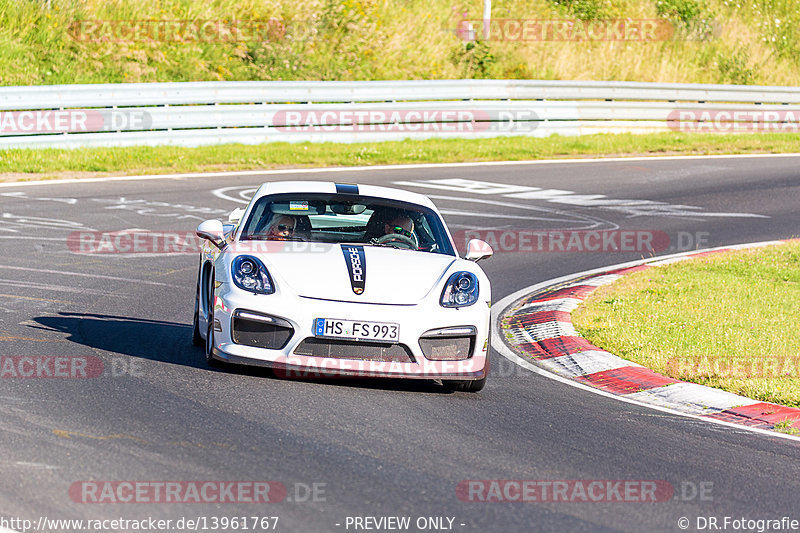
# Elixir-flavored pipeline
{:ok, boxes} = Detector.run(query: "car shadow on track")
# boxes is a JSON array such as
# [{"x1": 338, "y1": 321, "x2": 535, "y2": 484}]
[{"x1": 30, "y1": 311, "x2": 455, "y2": 394}]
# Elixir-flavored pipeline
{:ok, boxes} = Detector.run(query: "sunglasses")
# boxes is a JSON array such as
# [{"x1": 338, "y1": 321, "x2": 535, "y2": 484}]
[
  {"x1": 389, "y1": 225, "x2": 413, "y2": 238},
  {"x1": 276, "y1": 224, "x2": 294, "y2": 232}
]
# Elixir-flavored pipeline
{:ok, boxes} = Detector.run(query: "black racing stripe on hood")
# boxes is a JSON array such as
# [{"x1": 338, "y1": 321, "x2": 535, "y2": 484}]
[
  {"x1": 335, "y1": 183, "x2": 359, "y2": 195},
  {"x1": 340, "y1": 244, "x2": 366, "y2": 295}
]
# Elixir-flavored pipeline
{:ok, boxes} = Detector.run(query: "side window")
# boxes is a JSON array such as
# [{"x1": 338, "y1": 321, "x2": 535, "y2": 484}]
[
  {"x1": 241, "y1": 200, "x2": 268, "y2": 236},
  {"x1": 416, "y1": 213, "x2": 443, "y2": 252}
]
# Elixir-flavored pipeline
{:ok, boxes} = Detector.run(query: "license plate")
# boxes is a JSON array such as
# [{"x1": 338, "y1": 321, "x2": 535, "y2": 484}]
[{"x1": 314, "y1": 318, "x2": 399, "y2": 342}]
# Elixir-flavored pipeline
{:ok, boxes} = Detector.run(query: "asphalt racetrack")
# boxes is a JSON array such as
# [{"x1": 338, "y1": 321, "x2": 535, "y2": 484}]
[{"x1": 1, "y1": 155, "x2": 799, "y2": 532}]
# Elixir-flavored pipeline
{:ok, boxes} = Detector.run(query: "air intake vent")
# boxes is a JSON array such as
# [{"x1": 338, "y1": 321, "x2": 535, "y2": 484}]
[
  {"x1": 232, "y1": 311, "x2": 293, "y2": 350},
  {"x1": 294, "y1": 338, "x2": 414, "y2": 362},
  {"x1": 419, "y1": 326, "x2": 476, "y2": 360}
]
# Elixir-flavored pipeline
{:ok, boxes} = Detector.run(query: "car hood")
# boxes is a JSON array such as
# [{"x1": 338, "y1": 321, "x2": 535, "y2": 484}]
[{"x1": 254, "y1": 242, "x2": 457, "y2": 304}]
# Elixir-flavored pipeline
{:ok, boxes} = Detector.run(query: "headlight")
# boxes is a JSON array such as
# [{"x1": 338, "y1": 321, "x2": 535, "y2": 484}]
[
  {"x1": 232, "y1": 255, "x2": 274, "y2": 294},
  {"x1": 440, "y1": 271, "x2": 479, "y2": 308}
]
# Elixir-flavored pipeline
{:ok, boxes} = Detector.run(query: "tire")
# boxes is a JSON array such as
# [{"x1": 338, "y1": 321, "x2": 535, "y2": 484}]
[
  {"x1": 192, "y1": 260, "x2": 204, "y2": 346},
  {"x1": 442, "y1": 376, "x2": 486, "y2": 392},
  {"x1": 203, "y1": 273, "x2": 220, "y2": 367},
  {"x1": 205, "y1": 318, "x2": 220, "y2": 367},
  {"x1": 443, "y1": 335, "x2": 490, "y2": 392},
  {"x1": 191, "y1": 284, "x2": 203, "y2": 346},
  {"x1": 200, "y1": 266, "x2": 221, "y2": 367}
]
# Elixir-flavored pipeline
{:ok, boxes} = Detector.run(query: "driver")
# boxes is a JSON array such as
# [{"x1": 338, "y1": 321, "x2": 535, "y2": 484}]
[
  {"x1": 369, "y1": 214, "x2": 417, "y2": 249},
  {"x1": 382, "y1": 214, "x2": 414, "y2": 240}
]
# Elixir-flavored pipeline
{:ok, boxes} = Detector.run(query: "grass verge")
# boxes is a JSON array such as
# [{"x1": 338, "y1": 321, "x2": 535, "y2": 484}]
[
  {"x1": 2, "y1": 132, "x2": 800, "y2": 183},
  {"x1": 2, "y1": 0, "x2": 800, "y2": 86},
  {"x1": 572, "y1": 241, "x2": 800, "y2": 408}
]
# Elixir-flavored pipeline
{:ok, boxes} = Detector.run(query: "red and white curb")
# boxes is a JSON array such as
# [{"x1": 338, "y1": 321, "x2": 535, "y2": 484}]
[{"x1": 493, "y1": 240, "x2": 800, "y2": 441}]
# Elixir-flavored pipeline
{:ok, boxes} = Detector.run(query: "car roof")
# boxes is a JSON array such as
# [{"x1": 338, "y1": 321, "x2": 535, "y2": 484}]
[{"x1": 250, "y1": 181, "x2": 438, "y2": 210}]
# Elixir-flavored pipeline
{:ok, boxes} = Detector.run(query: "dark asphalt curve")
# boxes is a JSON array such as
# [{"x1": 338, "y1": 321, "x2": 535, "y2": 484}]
[{"x1": 0, "y1": 155, "x2": 799, "y2": 533}]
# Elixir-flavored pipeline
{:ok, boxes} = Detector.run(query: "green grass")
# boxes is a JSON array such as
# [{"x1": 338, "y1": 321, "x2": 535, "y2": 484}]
[
  {"x1": 2, "y1": 131, "x2": 800, "y2": 182},
  {"x1": 572, "y1": 241, "x2": 800, "y2": 408},
  {"x1": 4, "y1": 1, "x2": 799, "y2": 183},
  {"x1": 774, "y1": 419, "x2": 800, "y2": 435},
  {"x1": 1, "y1": 0, "x2": 799, "y2": 86}
]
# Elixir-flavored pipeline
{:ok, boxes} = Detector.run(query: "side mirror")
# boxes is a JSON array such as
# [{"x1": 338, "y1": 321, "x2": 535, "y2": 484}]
[
  {"x1": 228, "y1": 207, "x2": 245, "y2": 224},
  {"x1": 196, "y1": 219, "x2": 226, "y2": 250},
  {"x1": 465, "y1": 239, "x2": 493, "y2": 262}
]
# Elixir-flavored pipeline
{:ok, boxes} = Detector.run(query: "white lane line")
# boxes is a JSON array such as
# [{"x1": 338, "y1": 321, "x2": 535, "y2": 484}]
[
  {"x1": 427, "y1": 194, "x2": 612, "y2": 225},
  {"x1": 0, "y1": 265, "x2": 173, "y2": 287},
  {"x1": 648, "y1": 257, "x2": 690, "y2": 267},
  {"x1": 0, "y1": 236, "x2": 65, "y2": 241},
  {"x1": 3, "y1": 153, "x2": 800, "y2": 188},
  {"x1": 490, "y1": 241, "x2": 800, "y2": 443},
  {"x1": 438, "y1": 209, "x2": 558, "y2": 221},
  {"x1": 562, "y1": 274, "x2": 622, "y2": 288},
  {"x1": 400, "y1": 178, "x2": 769, "y2": 219},
  {"x1": 3, "y1": 461, "x2": 59, "y2": 470},
  {"x1": 0, "y1": 278, "x2": 126, "y2": 296},
  {"x1": 213, "y1": 186, "x2": 258, "y2": 204},
  {"x1": 1, "y1": 212, "x2": 95, "y2": 231}
]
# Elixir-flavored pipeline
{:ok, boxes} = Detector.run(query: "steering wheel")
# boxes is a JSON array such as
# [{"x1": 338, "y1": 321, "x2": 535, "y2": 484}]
[{"x1": 375, "y1": 232, "x2": 418, "y2": 250}]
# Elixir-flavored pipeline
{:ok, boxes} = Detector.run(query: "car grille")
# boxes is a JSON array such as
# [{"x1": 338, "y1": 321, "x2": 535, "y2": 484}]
[
  {"x1": 231, "y1": 311, "x2": 294, "y2": 350},
  {"x1": 293, "y1": 338, "x2": 415, "y2": 363}
]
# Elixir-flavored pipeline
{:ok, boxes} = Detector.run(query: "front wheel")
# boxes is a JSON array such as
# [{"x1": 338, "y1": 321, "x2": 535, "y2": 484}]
[
  {"x1": 443, "y1": 338, "x2": 489, "y2": 392},
  {"x1": 204, "y1": 311, "x2": 220, "y2": 367},
  {"x1": 191, "y1": 289, "x2": 203, "y2": 346}
]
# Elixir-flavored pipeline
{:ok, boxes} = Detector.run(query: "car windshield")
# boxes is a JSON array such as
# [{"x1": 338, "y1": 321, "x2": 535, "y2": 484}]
[{"x1": 239, "y1": 193, "x2": 455, "y2": 256}]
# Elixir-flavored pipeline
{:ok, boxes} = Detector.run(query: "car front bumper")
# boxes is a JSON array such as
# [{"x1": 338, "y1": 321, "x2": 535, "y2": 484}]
[{"x1": 210, "y1": 285, "x2": 490, "y2": 380}]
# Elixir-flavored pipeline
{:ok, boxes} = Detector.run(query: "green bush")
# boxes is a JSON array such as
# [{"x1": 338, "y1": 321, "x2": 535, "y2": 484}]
[
  {"x1": 547, "y1": 0, "x2": 609, "y2": 20},
  {"x1": 449, "y1": 40, "x2": 496, "y2": 79},
  {"x1": 0, "y1": 0, "x2": 798, "y2": 86},
  {"x1": 655, "y1": 0, "x2": 702, "y2": 25},
  {"x1": 716, "y1": 48, "x2": 757, "y2": 85}
]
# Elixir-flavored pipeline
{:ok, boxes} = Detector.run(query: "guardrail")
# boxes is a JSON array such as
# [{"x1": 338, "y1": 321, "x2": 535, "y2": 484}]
[{"x1": 0, "y1": 80, "x2": 798, "y2": 149}]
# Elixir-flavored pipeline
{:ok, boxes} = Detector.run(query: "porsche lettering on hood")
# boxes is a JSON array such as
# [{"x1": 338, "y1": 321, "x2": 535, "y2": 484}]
[
  {"x1": 258, "y1": 243, "x2": 456, "y2": 304},
  {"x1": 341, "y1": 244, "x2": 366, "y2": 295}
]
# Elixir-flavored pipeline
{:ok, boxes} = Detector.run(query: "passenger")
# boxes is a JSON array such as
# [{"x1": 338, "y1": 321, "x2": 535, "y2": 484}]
[{"x1": 264, "y1": 214, "x2": 296, "y2": 240}]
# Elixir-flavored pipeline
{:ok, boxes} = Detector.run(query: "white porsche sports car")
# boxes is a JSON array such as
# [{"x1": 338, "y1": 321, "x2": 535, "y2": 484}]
[{"x1": 192, "y1": 181, "x2": 493, "y2": 392}]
